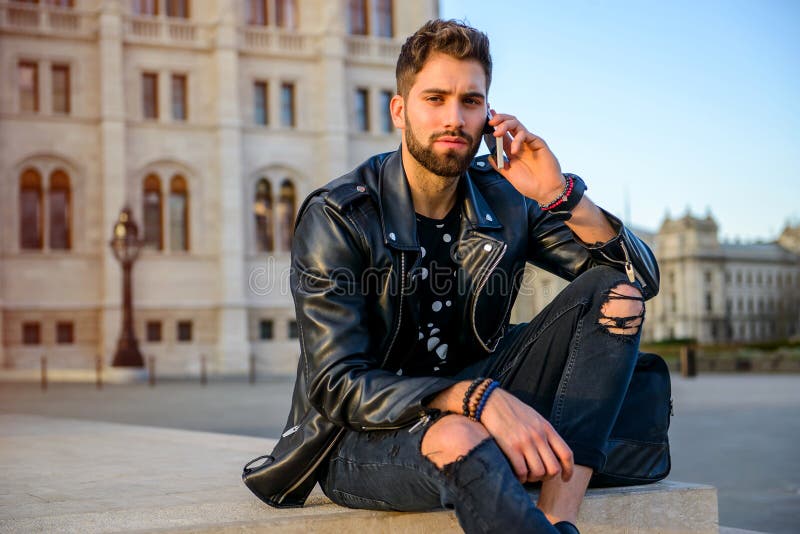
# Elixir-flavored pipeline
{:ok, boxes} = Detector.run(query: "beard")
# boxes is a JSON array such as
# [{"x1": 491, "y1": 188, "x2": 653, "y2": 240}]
[{"x1": 404, "y1": 113, "x2": 482, "y2": 178}]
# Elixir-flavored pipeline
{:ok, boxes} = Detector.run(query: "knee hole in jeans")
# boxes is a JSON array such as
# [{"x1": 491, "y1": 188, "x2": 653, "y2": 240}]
[
  {"x1": 420, "y1": 414, "x2": 490, "y2": 471},
  {"x1": 598, "y1": 282, "x2": 645, "y2": 336}
]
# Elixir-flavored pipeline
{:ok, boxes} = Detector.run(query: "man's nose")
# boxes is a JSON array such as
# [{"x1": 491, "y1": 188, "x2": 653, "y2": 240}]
[{"x1": 442, "y1": 102, "x2": 465, "y2": 130}]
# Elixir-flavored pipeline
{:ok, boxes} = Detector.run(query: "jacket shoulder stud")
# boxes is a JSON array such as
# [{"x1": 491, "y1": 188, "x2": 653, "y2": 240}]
[{"x1": 324, "y1": 183, "x2": 370, "y2": 211}]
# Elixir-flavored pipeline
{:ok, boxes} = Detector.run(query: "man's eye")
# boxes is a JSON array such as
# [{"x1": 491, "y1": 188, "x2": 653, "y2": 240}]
[
  {"x1": 464, "y1": 98, "x2": 481, "y2": 105},
  {"x1": 427, "y1": 96, "x2": 443, "y2": 102}
]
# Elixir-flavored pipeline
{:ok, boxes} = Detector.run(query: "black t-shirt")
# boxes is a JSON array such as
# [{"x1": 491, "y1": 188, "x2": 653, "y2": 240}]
[{"x1": 399, "y1": 202, "x2": 463, "y2": 377}]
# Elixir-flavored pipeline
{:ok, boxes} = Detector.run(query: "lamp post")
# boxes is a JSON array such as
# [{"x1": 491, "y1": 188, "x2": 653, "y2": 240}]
[{"x1": 109, "y1": 205, "x2": 144, "y2": 367}]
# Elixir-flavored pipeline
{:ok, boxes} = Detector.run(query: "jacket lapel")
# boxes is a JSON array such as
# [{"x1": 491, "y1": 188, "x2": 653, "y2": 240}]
[
  {"x1": 462, "y1": 170, "x2": 503, "y2": 232},
  {"x1": 378, "y1": 151, "x2": 419, "y2": 251}
]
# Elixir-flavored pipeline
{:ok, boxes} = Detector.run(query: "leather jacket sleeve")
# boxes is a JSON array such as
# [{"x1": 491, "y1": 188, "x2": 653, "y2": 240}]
[
  {"x1": 526, "y1": 199, "x2": 661, "y2": 299},
  {"x1": 290, "y1": 197, "x2": 457, "y2": 431}
]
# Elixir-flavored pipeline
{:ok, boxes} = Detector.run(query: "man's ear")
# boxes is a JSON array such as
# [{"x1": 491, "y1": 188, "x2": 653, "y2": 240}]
[{"x1": 390, "y1": 94, "x2": 405, "y2": 129}]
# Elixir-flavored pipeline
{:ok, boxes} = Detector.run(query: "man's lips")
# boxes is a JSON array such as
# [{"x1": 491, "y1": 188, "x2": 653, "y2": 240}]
[{"x1": 434, "y1": 136, "x2": 468, "y2": 148}]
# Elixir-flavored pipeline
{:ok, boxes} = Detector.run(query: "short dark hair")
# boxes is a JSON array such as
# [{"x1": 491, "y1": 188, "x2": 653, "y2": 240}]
[{"x1": 396, "y1": 19, "x2": 492, "y2": 98}]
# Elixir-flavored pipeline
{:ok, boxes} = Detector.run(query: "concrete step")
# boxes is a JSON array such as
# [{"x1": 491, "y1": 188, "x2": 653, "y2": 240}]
[{"x1": 0, "y1": 415, "x2": 718, "y2": 533}]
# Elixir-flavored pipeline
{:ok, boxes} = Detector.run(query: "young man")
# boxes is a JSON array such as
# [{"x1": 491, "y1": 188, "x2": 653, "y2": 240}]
[{"x1": 243, "y1": 19, "x2": 659, "y2": 534}]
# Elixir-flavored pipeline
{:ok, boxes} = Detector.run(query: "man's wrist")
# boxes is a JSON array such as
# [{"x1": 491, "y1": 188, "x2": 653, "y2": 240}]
[
  {"x1": 540, "y1": 174, "x2": 587, "y2": 220},
  {"x1": 538, "y1": 176, "x2": 568, "y2": 206},
  {"x1": 427, "y1": 380, "x2": 471, "y2": 413}
]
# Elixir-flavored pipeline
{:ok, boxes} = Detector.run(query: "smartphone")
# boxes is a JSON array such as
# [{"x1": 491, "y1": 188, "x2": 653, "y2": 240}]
[{"x1": 482, "y1": 109, "x2": 503, "y2": 169}]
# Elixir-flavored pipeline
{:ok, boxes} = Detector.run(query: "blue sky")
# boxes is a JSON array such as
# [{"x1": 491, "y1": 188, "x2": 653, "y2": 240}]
[{"x1": 440, "y1": 0, "x2": 800, "y2": 241}]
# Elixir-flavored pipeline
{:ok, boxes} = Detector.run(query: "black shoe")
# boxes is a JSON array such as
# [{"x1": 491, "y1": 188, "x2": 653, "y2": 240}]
[{"x1": 553, "y1": 521, "x2": 580, "y2": 534}]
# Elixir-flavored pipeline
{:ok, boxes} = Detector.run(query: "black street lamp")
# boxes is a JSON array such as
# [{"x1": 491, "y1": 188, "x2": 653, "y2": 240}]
[{"x1": 109, "y1": 205, "x2": 144, "y2": 367}]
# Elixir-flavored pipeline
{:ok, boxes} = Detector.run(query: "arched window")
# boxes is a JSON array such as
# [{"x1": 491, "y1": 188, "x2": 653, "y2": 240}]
[
  {"x1": 49, "y1": 170, "x2": 71, "y2": 250},
  {"x1": 20, "y1": 169, "x2": 43, "y2": 250},
  {"x1": 254, "y1": 179, "x2": 273, "y2": 252},
  {"x1": 169, "y1": 175, "x2": 189, "y2": 251},
  {"x1": 143, "y1": 174, "x2": 163, "y2": 250},
  {"x1": 278, "y1": 179, "x2": 296, "y2": 251}
]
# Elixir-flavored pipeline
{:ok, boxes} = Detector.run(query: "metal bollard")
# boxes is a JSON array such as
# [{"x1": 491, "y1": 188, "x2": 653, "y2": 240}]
[
  {"x1": 41, "y1": 355, "x2": 47, "y2": 391},
  {"x1": 680, "y1": 345, "x2": 697, "y2": 378},
  {"x1": 148, "y1": 356, "x2": 156, "y2": 387},
  {"x1": 249, "y1": 353, "x2": 256, "y2": 385},
  {"x1": 200, "y1": 354, "x2": 207, "y2": 386},
  {"x1": 96, "y1": 354, "x2": 103, "y2": 390}
]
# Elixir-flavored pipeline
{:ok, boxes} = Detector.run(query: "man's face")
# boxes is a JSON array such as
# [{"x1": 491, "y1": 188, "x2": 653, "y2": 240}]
[{"x1": 395, "y1": 53, "x2": 487, "y2": 178}]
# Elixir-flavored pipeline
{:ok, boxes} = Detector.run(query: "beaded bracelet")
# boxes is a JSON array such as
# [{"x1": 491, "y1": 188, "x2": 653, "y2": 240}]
[
  {"x1": 468, "y1": 379, "x2": 492, "y2": 419},
  {"x1": 539, "y1": 175, "x2": 574, "y2": 211},
  {"x1": 540, "y1": 174, "x2": 587, "y2": 221},
  {"x1": 462, "y1": 377, "x2": 486, "y2": 418},
  {"x1": 474, "y1": 381, "x2": 500, "y2": 423}
]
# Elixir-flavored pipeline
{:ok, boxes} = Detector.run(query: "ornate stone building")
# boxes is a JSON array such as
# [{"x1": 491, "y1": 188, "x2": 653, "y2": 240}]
[
  {"x1": 513, "y1": 214, "x2": 800, "y2": 345},
  {"x1": 0, "y1": 0, "x2": 438, "y2": 374},
  {"x1": 647, "y1": 214, "x2": 800, "y2": 344}
]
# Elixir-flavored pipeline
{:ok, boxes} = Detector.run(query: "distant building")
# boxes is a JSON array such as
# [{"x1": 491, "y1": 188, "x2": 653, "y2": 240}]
[
  {"x1": 0, "y1": 0, "x2": 438, "y2": 374},
  {"x1": 647, "y1": 213, "x2": 800, "y2": 344},
  {"x1": 513, "y1": 214, "x2": 800, "y2": 345}
]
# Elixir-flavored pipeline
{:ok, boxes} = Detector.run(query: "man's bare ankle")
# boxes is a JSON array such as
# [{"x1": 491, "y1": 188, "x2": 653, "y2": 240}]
[{"x1": 542, "y1": 510, "x2": 576, "y2": 526}]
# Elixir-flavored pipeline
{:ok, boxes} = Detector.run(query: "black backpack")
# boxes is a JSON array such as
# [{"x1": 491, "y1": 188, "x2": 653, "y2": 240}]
[{"x1": 590, "y1": 351, "x2": 672, "y2": 486}]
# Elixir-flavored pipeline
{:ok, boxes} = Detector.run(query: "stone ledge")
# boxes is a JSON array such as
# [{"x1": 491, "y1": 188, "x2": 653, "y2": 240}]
[
  {"x1": 157, "y1": 481, "x2": 718, "y2": 534},
  {"x1": 0, "y1": 415, "x2": 718, "y2": 534}
]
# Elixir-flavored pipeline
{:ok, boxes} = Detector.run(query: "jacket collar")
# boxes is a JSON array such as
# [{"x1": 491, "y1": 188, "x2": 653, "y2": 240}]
[{"x1": 378, "y1": 150, "x2": 503, "y2": 250}]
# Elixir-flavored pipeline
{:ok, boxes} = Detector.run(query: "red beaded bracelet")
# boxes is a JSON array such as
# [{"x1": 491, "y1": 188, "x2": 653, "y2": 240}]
[{"x1": 540, "y1": 175, "x2": 574, "y2": 211}]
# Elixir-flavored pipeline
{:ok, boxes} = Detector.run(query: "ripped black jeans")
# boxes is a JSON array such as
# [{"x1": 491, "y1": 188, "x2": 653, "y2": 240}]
[{"x1": 318, "y1": 266, "x2": 645, "y2": 533}]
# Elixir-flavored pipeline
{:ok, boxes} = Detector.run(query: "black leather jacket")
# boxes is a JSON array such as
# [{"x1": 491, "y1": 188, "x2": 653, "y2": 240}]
[{"x1": 242, "y1": 150, "x2": 660, "y2": 508}]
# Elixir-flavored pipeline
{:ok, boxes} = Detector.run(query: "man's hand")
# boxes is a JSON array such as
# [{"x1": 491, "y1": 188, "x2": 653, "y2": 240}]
[
  {"x1": 487, "y1": 110, "x2": 566, "y2": 205},
  {"x1": 427, "y1": 381, "x2": 574, "y2": 483},
  {"x1": 487, "y1": 110, "x2": 617, "y2": 244},
  {"x1": 480, "y1": 388, "x2": 574, "y2": 484}
]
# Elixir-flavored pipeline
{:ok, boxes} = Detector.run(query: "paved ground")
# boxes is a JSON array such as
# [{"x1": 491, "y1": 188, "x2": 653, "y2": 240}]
[
  {"x1": 1, "y1": 373, "x2": 798, "y2": 533},
  {"x1": 667, "y1": 374, "x2": 800, "y2": 534}
]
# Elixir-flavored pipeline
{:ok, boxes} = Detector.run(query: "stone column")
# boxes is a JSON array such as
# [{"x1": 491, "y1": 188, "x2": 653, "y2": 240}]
[
  {"x1": 315, "y1": 1, "x2": 349, "y2": 180},
  {"x1": 214, "y1": 0, "x2": 249, "y2": 371},
  {"x1": 98, "y1": 0, "x2": 128, "y2": 365}
]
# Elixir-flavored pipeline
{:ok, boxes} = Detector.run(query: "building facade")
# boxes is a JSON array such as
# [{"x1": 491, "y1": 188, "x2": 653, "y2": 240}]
[
  {"x1": 514, "y1": 213, "x2": 800, "y2": 345},
  {"x1": 0, "y1": 0, "x2": 438, "y2": 374},
  {"x1": 646, "y1": 214, "x2": 800, "y2": 344}
]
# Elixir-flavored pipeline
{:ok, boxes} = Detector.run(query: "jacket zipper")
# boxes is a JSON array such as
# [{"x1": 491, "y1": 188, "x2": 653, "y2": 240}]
[
  {"x1": 360, "y1": 409, "x2": 429, "y2": 433},
  {"x1": 619, "y1": 240, "x2": 636, "y2": 283},
  {"x1": 596, "y1": 237, "x2": 645, "y2": 289},
  {"x1": 471, "y1": 241, "x2": 508, "y2": 352},
  {"x1": 408, "y1": 412, "x2": 432, "y2": 433},
  {"x1": 281, "y1": 424, "x2": 300, "y2": 438},
  {"x1": 361, "y1": 252, "x2": 409, "y2": 431},
  {"x1": 381, "y1": 251, "x2": 406, "y2": 368}
]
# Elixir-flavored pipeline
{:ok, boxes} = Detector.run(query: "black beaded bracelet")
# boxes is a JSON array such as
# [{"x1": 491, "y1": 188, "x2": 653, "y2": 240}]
[{"x1": 462, "y1": 377, "x2": 485, "y2": 417}]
